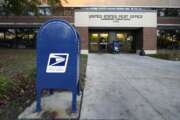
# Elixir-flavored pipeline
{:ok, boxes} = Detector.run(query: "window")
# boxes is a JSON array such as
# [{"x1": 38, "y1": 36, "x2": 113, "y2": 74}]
[
  {"x1": 157, "y1": 29, "x2": 180, "y2": 49},
  {"x1": 157, "y1": 8, "x2": 180, "y2": 17},
  {"x1": 38, "y1": 7, "x2": 52, "y2": 16}
]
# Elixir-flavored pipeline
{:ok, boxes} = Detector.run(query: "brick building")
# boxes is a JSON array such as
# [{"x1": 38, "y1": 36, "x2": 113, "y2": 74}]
[{"x1": 0, "y1": 0, "x2": 180, "y2": 54}]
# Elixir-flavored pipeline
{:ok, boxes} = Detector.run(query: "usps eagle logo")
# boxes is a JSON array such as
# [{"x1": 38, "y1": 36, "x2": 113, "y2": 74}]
[{"x1": 46, "y1": 53, "x2": 69, "y2": 73}]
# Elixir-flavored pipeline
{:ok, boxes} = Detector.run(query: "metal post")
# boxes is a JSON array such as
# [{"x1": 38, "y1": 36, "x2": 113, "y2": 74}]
[
  {"x1": 77, "y1": 82, "x2": 80, "y2": 96},
  {"x1": 49, "y1": 89, "x2": 54, "y2": 95},
  {"x1": 36, "y1": 88, "x2": 41, "y2": 112},
  {"x1": 72, "y1": 92, "x2": 77, "y2": 113}
]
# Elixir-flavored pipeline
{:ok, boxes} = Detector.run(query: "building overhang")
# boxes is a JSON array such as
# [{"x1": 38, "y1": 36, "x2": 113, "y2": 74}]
[
  {"x1": 64, "y1": 5, "x2": 180, "y2": 8},
  {"x1": 63, "y1": 0, "x2": 180, "y2": 8},
  {"x1": 0, "y1": 16, "x2": 74, "y2": 28},
  {"x1": 0, "y1": 16, "x2": 180, "y2": 29}
]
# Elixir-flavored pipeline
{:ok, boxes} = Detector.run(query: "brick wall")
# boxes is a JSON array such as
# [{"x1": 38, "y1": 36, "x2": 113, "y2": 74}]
[
  {"x1": 158, "y1": 17, "x2": 180, "y2": 25},
  {"x1": 136, "y1": 28, "x2": 143, "y2": 50},
  {"x1": 0, "y1": 16, "x2": 74, "y2": 23},
  {"x1": 143, "y1": 27, "x2": 157, "y2": 50},
  {"x1": 76, "y1": 27, "x2": 89, "y2": 50}
]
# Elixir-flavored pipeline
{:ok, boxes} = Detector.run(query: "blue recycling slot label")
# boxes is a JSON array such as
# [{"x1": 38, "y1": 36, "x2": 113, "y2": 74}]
[{"x1": 46, "y1": 53, "x2": 69, "y2": 73}]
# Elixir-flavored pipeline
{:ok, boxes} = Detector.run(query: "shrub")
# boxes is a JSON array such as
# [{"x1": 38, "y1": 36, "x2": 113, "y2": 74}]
[
  {"x1": 0, "y1": 66, "x2": 36, "y2": 107},
  {"x1": 0, "y1": 74, "x2": 14, "y2": 106},
  {"x1": 150, "y1": 53, "x2": 170, "y2": 59},
  {"x1": 26, "y1": 66, "x2": 36, "y2": 81},
  {"x1": 149, "y1": 52, "x2": 180, "y2": 61}
]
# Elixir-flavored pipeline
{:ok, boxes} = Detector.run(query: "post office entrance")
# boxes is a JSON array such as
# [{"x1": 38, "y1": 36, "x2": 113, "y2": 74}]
[{"x1": 89, "y1": 29, "x2": 139, "y2": 53}]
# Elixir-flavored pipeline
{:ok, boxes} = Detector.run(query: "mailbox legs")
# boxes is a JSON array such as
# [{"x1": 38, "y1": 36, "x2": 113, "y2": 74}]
[
  {"x1": 77, "y1": 82, "x2": 80, "y2": 96},
  {"x1": 72, "y1": 92, "x2": 77, "y2": 113},
  {"x1": 49, "y1": 89, "x2": 54, "y2": 95},
  {"x1": 72, "y1": 82, "x2": 81, "y2": 113},
  {"x1": 36, "y1": 89, "x2": 41, "y2": 112}
]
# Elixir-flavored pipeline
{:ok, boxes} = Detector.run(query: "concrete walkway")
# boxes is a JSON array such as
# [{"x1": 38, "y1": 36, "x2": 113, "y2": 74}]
[{"x1": 81, "y1": 54, "x2": 180, "y2": 120}]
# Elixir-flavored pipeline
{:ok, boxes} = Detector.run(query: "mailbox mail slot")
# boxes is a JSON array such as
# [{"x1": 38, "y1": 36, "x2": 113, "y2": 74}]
[{"x1": 36, "y1": 19, "x2": 80, "y2": 113}]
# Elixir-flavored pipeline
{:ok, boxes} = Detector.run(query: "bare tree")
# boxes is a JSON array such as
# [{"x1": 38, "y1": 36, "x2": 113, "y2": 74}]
[{"x1": 47, "y1": 0, "x2": 68, "y2": 13}]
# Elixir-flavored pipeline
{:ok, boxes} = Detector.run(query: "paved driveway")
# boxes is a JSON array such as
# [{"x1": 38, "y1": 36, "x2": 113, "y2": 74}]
[{"x1": 81, "y1": 54, "x2": 180, "y2": 120}]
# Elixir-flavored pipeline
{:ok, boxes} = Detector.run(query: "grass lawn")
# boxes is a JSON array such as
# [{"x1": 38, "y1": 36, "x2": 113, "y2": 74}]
[
  {"x1": 0, "y1": 48, "x2": 88, "y2": 120},
  {"x1": 149, "y1": 49, "x2": 180, "y2": 61}
]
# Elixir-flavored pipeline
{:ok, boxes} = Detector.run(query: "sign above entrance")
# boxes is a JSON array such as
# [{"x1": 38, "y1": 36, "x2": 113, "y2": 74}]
[{"x1": 75, "y1": 11, "x2": 157, "y2": 27}]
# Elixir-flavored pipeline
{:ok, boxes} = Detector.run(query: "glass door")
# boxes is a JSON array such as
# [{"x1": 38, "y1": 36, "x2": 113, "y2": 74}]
[
  {"x1": 116, "y1": 32, "x2": 134, "y2": 52},
  {"x1": 89, "y1": 32, "x2": 109, "y2": 52},
  {"x1": 89, "y1": 33, "x2": 99, "y2": 52},
  {"x1": 99, "y1": 33, "x2": 108, "y2": 52}
]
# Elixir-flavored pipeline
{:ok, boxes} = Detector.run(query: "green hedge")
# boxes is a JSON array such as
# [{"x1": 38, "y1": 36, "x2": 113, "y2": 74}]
[{"x1": 149, "y1": 53, "x2": 180, "y2": 61}]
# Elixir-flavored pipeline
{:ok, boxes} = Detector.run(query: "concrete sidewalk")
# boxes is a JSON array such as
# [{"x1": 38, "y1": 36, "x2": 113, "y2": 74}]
[{"x1": 81, "y1": 54, "x2": 180, "y2": 120}]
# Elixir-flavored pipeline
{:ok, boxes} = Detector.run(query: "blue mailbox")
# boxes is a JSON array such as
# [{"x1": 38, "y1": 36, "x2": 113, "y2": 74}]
[{"x1": 36, "y1": 19, "x2": 80, "y2": 113}]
